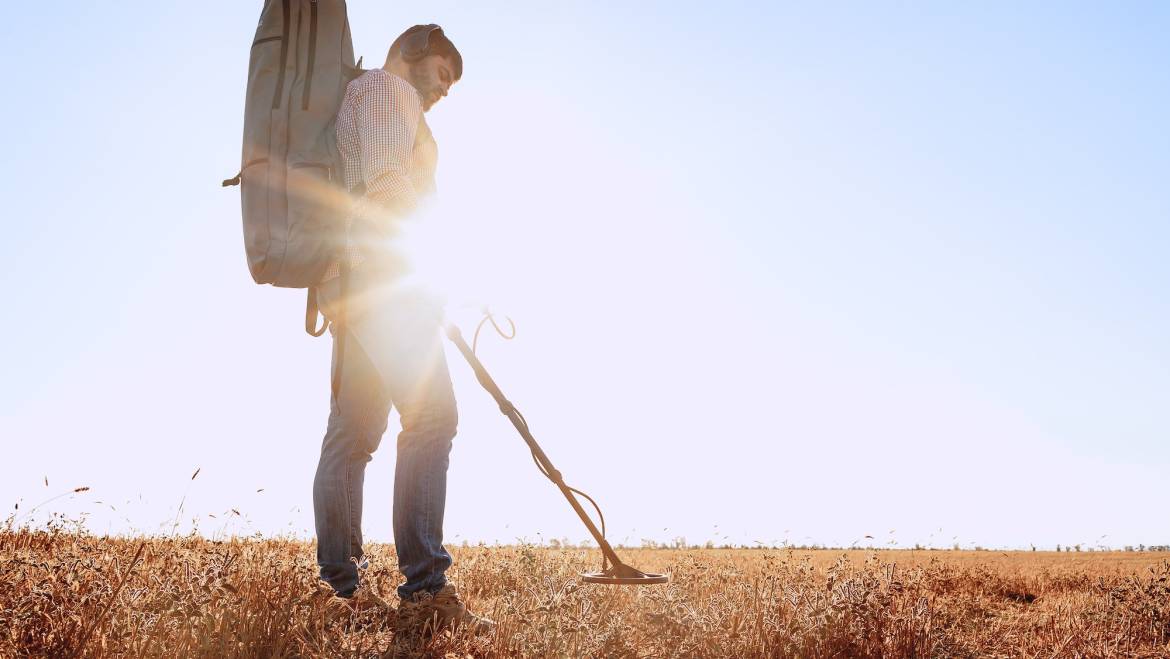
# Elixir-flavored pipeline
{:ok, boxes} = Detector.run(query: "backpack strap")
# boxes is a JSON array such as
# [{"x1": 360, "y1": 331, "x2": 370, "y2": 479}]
[
  {"x1": 305, "y1": 287, "x2": 329, "y2": 337},
  {"x1": 304, "y1": 266, "x2": 351, "y2": 399}
]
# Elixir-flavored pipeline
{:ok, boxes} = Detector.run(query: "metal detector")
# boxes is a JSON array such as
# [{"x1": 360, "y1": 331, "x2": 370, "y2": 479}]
[{"x1": 444, "y1": 318, "x2": 669, "y2": 586}]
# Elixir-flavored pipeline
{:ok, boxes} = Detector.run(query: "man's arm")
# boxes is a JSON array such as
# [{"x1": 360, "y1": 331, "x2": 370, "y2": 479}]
[{"x1": 356, "y1": 72, "x2": 423, "y2": 221}]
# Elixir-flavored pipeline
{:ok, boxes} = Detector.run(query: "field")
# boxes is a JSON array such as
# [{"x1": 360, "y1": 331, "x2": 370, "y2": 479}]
[{"x1": 2, "y1": 529, "x2": 1169, "y2": 658}]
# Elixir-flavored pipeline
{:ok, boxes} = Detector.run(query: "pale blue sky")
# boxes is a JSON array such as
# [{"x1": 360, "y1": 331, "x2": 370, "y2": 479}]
[{"x1": 1, "y1": 2, "x2": 1166, "y2": 550}]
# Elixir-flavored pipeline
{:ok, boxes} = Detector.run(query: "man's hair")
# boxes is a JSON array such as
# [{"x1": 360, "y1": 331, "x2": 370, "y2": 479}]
[{"x1": 385, "y1": 25, "x2": 463, "y2": 80}]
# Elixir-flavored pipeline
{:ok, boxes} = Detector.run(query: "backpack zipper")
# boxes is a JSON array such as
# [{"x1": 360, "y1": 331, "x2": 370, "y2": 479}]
[
  {"x1": 302, "y1": 0, "x2": 318, "y2": 110},
  {"x1": 271, "y1": 0, "x2": 291, "y2": 109},
  {"x1": 221, "y1": 158, "x2": 270, "y2": 187}
]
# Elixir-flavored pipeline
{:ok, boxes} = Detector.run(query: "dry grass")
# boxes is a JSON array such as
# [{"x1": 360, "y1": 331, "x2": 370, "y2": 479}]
[{"x1": 2, "y1": 527, "x2": 1169, "y2": 657}]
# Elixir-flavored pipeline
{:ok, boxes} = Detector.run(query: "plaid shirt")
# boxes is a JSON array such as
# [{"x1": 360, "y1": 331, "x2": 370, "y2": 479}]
[{"x1": 321, "y1": 69, "x2": 437, "y2": 281}]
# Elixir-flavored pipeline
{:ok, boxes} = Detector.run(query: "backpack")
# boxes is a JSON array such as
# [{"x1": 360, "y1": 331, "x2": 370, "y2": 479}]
[{"x1": 223, "y1": 0, "x2": 363, "y2": 337}]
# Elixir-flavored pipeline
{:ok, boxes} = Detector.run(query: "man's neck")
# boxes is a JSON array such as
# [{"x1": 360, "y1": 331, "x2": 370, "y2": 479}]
[{"x1": 384, "y1": 59, "x2": 411, "y2": 81}]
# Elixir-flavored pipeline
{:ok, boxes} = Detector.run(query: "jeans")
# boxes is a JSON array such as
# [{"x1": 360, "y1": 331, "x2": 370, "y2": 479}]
[{"x1": 313, "y1": 266, "x2": 456, "y2": 600}]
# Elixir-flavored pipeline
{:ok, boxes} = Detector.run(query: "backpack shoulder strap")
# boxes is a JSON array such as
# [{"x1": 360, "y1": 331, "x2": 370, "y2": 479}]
[{"x1": 305, "y1": 287, "x2": 329, "y2": 337}]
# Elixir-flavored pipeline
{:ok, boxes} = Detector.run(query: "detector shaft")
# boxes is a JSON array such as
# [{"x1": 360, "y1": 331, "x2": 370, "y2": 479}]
[{"x1": 443, "y1": 322, "x2": 629, "y2": 571}]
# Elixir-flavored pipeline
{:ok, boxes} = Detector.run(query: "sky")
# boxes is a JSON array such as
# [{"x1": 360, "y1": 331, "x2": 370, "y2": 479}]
[{"x1": 1, "y1": 1, "x2": 1167, "y2": 551}]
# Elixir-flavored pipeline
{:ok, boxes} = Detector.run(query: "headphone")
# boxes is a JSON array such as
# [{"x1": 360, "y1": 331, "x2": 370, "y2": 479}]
[{"x1": 400, "y1": 24, "x2": 444, "y2": 62}]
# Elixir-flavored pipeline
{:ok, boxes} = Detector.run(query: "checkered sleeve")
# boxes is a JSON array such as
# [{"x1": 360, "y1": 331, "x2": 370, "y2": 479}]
[{"x1": 357, "y1": 73, "x2": 422, "y2": 214}]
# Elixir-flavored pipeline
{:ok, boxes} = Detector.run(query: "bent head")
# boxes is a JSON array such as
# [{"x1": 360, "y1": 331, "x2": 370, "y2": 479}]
[{"x1": 385, "y1": 25, "x2": 463, "y2": 112}]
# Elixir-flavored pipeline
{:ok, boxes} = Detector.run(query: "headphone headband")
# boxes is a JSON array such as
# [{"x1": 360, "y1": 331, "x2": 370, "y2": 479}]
[{"x1": 401, "y1": 24, "x2": 443, "y2": 62}]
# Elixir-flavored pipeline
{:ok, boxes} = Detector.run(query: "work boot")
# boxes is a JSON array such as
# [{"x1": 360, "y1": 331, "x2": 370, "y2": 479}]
[
  {"x1": 337, "y1": 585, "x2": 393, "y2": 613},
  {"x1": 394, "y1": 584, "x2": 495, "y2": 638},
  {"x1": 324, "y1": 585, "x2": 394, "y2": 630}
]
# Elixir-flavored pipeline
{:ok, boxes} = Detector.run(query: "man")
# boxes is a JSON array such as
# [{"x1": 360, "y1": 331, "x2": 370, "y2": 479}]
[{"x1": 312, "y1": 24, "x2": 493, "y2": 636}]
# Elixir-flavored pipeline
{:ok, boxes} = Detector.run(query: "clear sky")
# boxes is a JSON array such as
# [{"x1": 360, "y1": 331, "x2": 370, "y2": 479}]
[{"x1": 1, "y1": 2, "x2": 1167, "y2": 551}]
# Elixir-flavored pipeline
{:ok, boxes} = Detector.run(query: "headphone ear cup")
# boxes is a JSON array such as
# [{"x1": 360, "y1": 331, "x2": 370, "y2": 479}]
[{"x1": 402, "y1": 24, "x2": 443, "y2": 62}]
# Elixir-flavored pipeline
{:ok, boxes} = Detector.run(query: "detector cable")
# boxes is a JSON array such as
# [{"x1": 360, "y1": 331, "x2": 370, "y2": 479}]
[{"x1": 470, "y1": 309, "x2": 610, "y2": 572}]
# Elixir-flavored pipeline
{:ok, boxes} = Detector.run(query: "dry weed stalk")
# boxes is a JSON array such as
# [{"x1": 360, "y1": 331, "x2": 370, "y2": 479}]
[{"x1": 2, "y1": 527, "x2": 1169, "y2": 657}]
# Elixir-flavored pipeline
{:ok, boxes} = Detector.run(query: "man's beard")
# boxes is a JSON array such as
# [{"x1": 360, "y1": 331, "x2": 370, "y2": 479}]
[{"x1": 408, "y1": 63, "x2": 443, "y2": 111}]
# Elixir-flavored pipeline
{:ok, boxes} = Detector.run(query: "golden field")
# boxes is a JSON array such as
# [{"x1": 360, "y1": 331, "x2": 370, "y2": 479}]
[{"x1": 2, "y1": 528, "x2": 1168, "y2": 658}]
